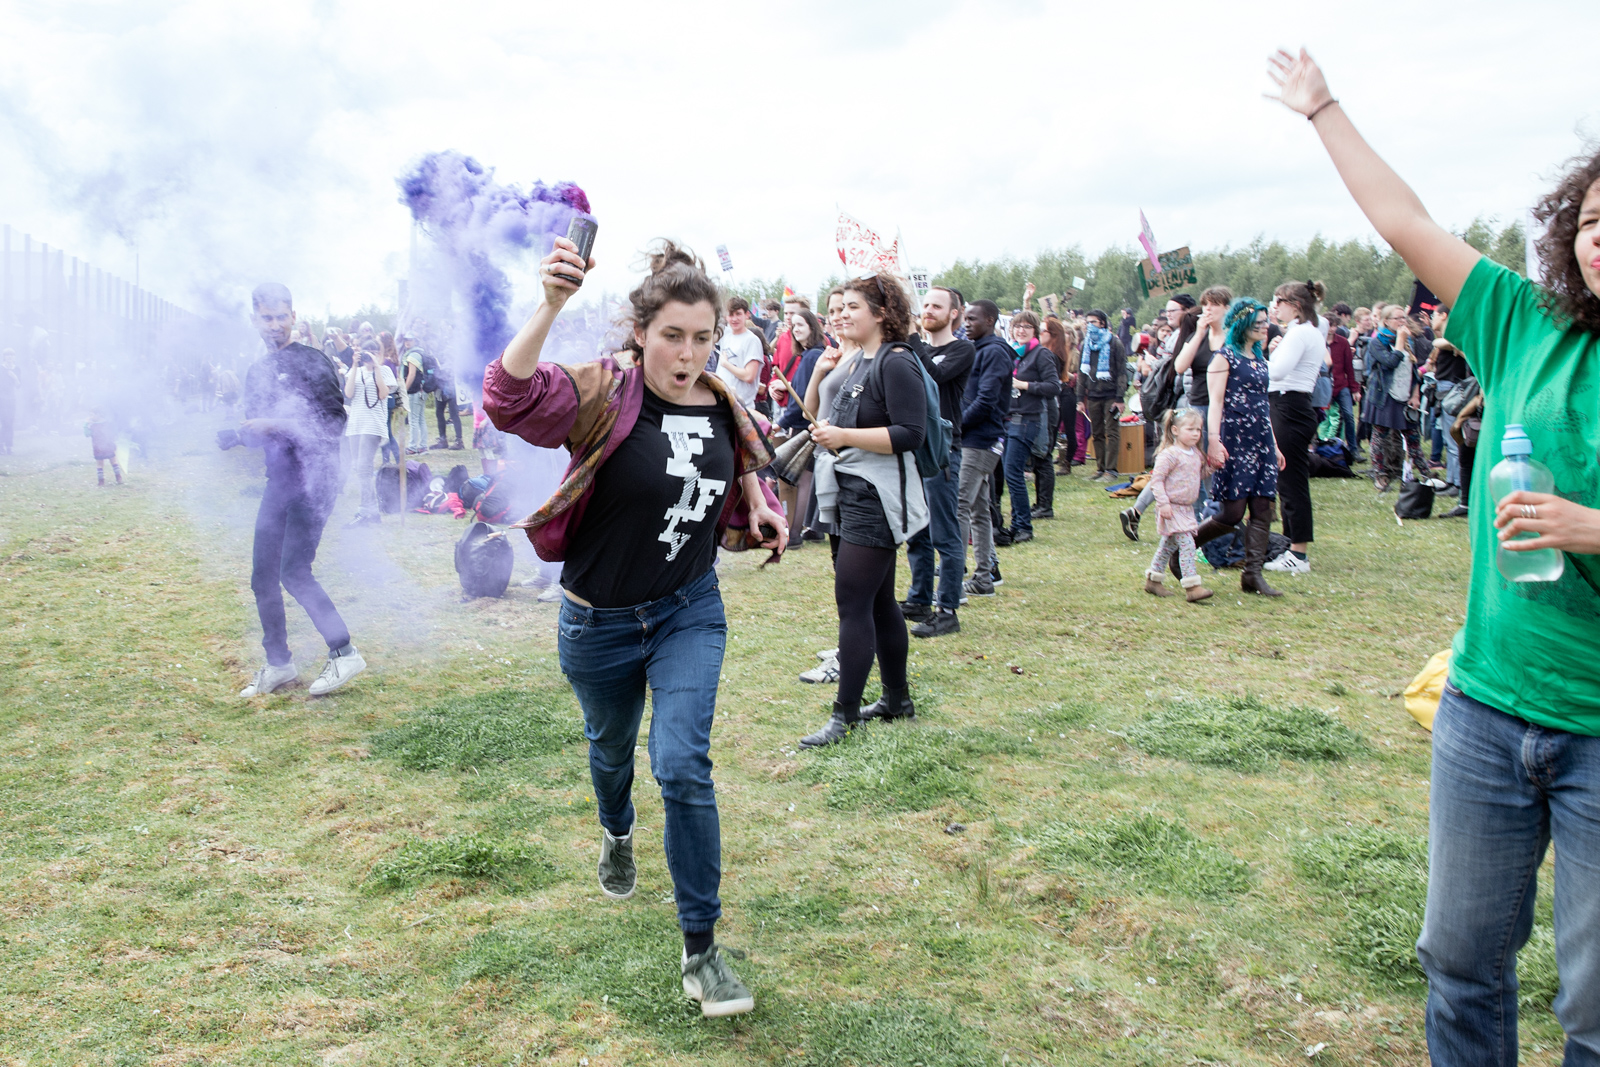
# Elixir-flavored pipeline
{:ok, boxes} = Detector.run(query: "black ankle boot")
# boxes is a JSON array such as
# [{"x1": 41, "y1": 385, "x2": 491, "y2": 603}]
[
  {"x1": 800, "y1": 699, "x2": 860, "y2": 748},
  {"x1": 860, "y1": 686, "x2": 916, "y2": 722}
]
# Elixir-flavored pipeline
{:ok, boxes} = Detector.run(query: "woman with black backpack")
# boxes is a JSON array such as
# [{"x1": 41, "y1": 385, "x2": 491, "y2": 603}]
[{"x1": 800, "y1": 275, "x2": 928, "y2": 747}]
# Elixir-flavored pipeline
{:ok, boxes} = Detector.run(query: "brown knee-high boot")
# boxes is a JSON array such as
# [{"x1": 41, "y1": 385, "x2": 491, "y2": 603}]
[{"x1": 1240, "y1": 508, "x2": 1282, "y2": 597}]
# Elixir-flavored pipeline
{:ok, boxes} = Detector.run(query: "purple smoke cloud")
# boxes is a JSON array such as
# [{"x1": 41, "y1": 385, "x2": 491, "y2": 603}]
[{"x1": 396, "y1": 150, "x2": 589, "y2": 373}]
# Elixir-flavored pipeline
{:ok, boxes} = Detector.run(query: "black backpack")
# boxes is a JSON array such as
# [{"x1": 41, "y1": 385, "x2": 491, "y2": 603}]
[
  {"x1": 1395, "y1": 480, "x2": 1435, "y2": 520},
  {"x1": 455, "y1": 521, "x2": 513, "y2": 598},
  {"x1": 1138, "y1": 354, "x2": 1178, "y2": 428},
  {"x1": 442, "y1": 464, "x2": 470, "y2": 497},
  {"x1": 376, "y1": 461, "x2": 431, "y2": 513}
]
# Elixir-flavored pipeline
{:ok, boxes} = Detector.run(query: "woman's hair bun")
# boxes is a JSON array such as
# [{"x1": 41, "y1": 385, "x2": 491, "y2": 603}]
[{"x1": 646, "y1": 239, "x2": 702, "y2": 276}]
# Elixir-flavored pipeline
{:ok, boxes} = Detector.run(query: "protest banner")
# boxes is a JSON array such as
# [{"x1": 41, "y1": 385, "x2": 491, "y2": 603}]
[
  {"x1": 1072, "y1": 276, "x2": 1086, "y2": 290},
  {"x1": 1040, "y1": 293, "x2": 1060, "y2": 316},
  {"x1": 835, "y1": 210, "x2": 902, "y2": 278},
  {"x1": 909, "y1": 268, "x2": 931, "y2": 301},
  {"x1": 1409, "y1": 278, "x2": 1441, "y2": 317},
  {"x1": 1137, "y1": 246, "x2": 1197, "y2": 299},
  {"x1": 715, "y1": 245, "x2": 733, "y2": 273},
  {"x1": 1138, "y1": 210, "x2": 1162, "y2": 273}
]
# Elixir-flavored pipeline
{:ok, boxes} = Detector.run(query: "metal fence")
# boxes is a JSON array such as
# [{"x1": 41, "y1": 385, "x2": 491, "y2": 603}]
[{"x1": 2, "y1": 223, "x2": 190, "y2": 367}]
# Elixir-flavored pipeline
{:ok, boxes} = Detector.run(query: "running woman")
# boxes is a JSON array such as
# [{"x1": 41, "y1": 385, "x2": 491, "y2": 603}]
[{"x1": 483, "y1": 236, "x2": 784, "y2": 1019}]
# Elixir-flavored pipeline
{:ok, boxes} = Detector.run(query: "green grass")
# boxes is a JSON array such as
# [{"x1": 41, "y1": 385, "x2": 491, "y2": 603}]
[
  {"x1": 1031, "y1": 812, "x2": 1254, "y2": 900},
  {"x1": 364, "y1": 832, "x2": 558, "y2": 892},
  {"x1": 0, "y1": 425, "x2": 1570, "y2": 1064},
  {"x1": 369, "y1": 686, "x2": 583, "y2": 770},
  {"x1": 1294, "y1": 828, "x2": 1558, "y2": 1002},
  {"x1": 797, "y1": 721, "x2": 1030, "y2": 812},
  {"x1": 1126, "y1": 694, "x2": 1365, "y2": 771}
]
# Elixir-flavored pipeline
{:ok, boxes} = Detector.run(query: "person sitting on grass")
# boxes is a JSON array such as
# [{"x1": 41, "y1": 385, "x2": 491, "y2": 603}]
[
  {"x1": 1141, "y1": 409, "x2": 1212, "y2": 603},
  {"x1": 483, "y1": 236, "x2": 784, "y2": 1020},
  {"x1": 1270, "y1": 46, "x2": 1600, "y2": 1063}
]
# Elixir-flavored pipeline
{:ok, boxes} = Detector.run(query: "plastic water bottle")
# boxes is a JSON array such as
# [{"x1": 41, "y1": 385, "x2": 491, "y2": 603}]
[{"x1": 1487, "y1": 424, "x2": 1564, "y2": 583}]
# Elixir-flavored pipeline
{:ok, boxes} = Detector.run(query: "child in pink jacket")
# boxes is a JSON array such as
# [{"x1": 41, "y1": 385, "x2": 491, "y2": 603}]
[{"x1": 1143, "y1": 409, "x2": 1211, "y2": 602}]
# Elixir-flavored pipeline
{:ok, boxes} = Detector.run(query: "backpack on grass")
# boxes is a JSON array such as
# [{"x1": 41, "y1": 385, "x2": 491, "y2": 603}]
[{"x1": 455, "y1": 521, "x2": 513, "y2": 598}]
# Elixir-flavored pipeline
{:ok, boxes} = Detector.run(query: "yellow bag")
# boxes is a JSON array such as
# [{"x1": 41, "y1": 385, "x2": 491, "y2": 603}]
[{"x1": 1405, "y1": 650, "x2": 1451, "y2": 731}]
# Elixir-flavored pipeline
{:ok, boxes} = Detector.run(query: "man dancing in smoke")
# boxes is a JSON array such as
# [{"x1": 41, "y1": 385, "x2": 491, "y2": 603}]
[{"x1": 235, "y1": 282, "x2": 368, "y2": 698}]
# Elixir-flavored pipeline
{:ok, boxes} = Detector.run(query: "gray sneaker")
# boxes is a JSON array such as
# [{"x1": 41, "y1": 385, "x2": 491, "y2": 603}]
[
  {"x1": 798, "y1": 655, "x2": 839, "y2": 684},
  {"x1": 598, "y1": 820, "x2": 636, "y2": 900},
  {"x1": 681, "y1": 945, "x2": 755, "y2": 1018}
]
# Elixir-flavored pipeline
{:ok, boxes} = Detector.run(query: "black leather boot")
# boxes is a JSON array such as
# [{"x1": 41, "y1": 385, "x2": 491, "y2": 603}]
[
  {"x1": 1180, "y1": 516, "x2": 1238, "y2": 578},
  {"x1": 860, "y1": 686, "x2": 916, "y2": 722},
  {"x1": 800, "y1": 699, "x2": 861, "y2": 748},
  {"x1": 1240, "y1": 516, "x2": 1283, "y2": 597}
]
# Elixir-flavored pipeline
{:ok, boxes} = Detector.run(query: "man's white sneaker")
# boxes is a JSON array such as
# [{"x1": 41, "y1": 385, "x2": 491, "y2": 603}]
[
  {"x1": 817, "y1": 648, "x2": 838, "y2": 661},
  {"x1": 308, "y1": 647, "x2": 366, "y2": 696},
  {"x1": 240, "y1": 662, "x2": 298, "y2": 698},
  {"x1": 1264, "y1": 551, "x2": 1311, "y2": 575}
]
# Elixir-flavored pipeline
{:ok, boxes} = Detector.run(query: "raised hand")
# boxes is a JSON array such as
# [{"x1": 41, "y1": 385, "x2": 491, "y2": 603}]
[
  {"x1": 539, "y1": 236, "x2": 595, "y2": 305},
  {"x1": 1265, "y1": 48, "x2": 1333, "y2": 118}
]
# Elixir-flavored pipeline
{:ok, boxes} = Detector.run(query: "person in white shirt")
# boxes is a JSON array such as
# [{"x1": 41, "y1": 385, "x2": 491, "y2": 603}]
[
  {"x1": 715, "y1": 296, "x2": 765, "y2": 412},
  {"x1": 342, "y1": 345, "x2": 396, "y2": 526},
  {"x1": 1265, "y1": 280, "x2": 1330, "y2": 573}
]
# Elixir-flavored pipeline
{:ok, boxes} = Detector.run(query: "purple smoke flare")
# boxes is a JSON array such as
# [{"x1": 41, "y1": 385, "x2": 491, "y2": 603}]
[{"x1": 397, "y1": 150, "x2": 589, "y2": 373}]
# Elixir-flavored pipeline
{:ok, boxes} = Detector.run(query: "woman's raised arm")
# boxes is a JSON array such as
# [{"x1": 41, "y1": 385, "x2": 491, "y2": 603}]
[{"x1": 1267, "y1": 48, "x2": 1480, "y2": 306}]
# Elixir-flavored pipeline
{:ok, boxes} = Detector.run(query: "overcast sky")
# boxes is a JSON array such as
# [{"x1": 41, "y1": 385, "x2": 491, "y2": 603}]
[{"x1": 2, "y1": 0, "x2": 1597, "y2": 318}]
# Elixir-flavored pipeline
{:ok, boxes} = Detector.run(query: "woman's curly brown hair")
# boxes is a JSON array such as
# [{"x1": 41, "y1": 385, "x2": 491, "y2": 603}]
[
  {"x1": 1532, "y1": 145, "x2": 1600, "y2": 335},
  {"x1": 842, "y1": 274, "x2": 913, "y2": 342},
  {"x1": 622, "y1": 240, "x2": 724, "y2": 360}
]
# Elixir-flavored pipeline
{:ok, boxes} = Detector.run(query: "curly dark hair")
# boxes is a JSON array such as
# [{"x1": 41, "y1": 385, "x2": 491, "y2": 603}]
[
  {"x1": 622, "y1": 240, "x2": 724, "y2": 359},
  {"x1": 843, "y1": 275, "x2": 913, "y2": 343},
  {"x1": 1532, "y1": 144, "x2": 1600, "y2": 335}
]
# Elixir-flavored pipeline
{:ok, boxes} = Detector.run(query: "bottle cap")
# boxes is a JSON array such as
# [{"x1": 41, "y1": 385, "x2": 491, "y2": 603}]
[{"x1": 1502, "y1": 423, "x2": 1532, "y2": 456}]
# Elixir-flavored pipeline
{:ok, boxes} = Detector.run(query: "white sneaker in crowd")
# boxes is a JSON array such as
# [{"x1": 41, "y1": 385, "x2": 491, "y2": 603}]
[
  {"x1": 240, "y1": 662, "x2": 298, "y2": 698},
  {"x1": 1264, "y1": 551, "x2": 1312, "y2": 575},
  {"x1": 308, "y1": 647, "x2": 367, "y2": 696},
  {"x1": 798, "y1": 655, "x2": 839, "y2": 684}
]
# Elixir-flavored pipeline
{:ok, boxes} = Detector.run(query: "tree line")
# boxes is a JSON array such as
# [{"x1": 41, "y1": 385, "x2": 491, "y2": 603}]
[{"x1": 932, "y1": 218, "x2": 1525, "y2": 322}]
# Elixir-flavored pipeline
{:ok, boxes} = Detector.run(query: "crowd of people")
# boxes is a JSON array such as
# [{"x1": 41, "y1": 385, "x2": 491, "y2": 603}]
[{"x1": 3, "y1": 44, "x2": 1591, "y2": 1062}]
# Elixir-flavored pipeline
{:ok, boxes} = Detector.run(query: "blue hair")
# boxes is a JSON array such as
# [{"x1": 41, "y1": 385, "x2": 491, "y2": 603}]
[{"x1": 1225, "y1": 298, "x2": 1267, "y2": 355}]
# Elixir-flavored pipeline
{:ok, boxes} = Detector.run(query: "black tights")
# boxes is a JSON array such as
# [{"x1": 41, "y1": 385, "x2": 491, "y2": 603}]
[
  {"x1": 1195, "y1": 495, "x2": 1276, "y2": 545},
  {"x1": 833, "y1": 540, "x2": 908, "y2": 705}
]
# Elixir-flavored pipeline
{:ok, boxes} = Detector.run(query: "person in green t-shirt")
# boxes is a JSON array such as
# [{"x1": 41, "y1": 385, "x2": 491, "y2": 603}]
[{"x1": 1270, "y1": 48, "x2": 1600, "y2": 1065}]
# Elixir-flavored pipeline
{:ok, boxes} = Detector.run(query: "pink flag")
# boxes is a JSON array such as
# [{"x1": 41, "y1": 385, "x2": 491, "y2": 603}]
[{"x1": 1138, "y1": 210, "x2": 1162, "y2": 274}]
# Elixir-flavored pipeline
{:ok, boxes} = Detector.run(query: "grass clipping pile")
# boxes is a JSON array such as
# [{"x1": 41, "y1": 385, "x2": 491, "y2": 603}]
[{"x1": 1127, "y1": 694, "x2": 1363, "y2": 771}]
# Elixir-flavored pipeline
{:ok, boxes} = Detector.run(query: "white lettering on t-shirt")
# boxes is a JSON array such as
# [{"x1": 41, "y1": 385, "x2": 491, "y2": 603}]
[{"x1": 659, "y1": 414, "x2": 727, "y2": 560}]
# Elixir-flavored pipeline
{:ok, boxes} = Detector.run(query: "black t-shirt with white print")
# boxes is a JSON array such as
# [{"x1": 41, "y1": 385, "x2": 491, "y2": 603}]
[{"x1": 560, "y1": 386, "x2": 738, "y2": 608}]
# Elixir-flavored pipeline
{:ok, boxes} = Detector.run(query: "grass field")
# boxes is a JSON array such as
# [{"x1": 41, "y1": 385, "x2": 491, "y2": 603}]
[{"x1": 0, "y1": 424, "x2": 1567, "y2": 1066}]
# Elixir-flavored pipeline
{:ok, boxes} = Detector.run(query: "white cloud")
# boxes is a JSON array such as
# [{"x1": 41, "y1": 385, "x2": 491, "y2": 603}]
[{"x1": 1, "y1": 0, "x2": 1595, "y2": 316}]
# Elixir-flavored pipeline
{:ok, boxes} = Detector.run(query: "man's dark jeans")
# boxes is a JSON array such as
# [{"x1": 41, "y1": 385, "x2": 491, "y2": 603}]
[
  {"x1": 434, "y1": 387, "x2": 463, "y2": 445},
  {"x1": 1002, "y1": 418, "x2": 1040, "y2": 535},
  {"x1": 557, "y1": 567, "x2": 728, "y2": 934},
  {"x1": 906, "y1": 448, "x2": 963, "y2": 613},
  {"x1": 251, "y1": 476, "x2": 350, "y2": 667}
]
